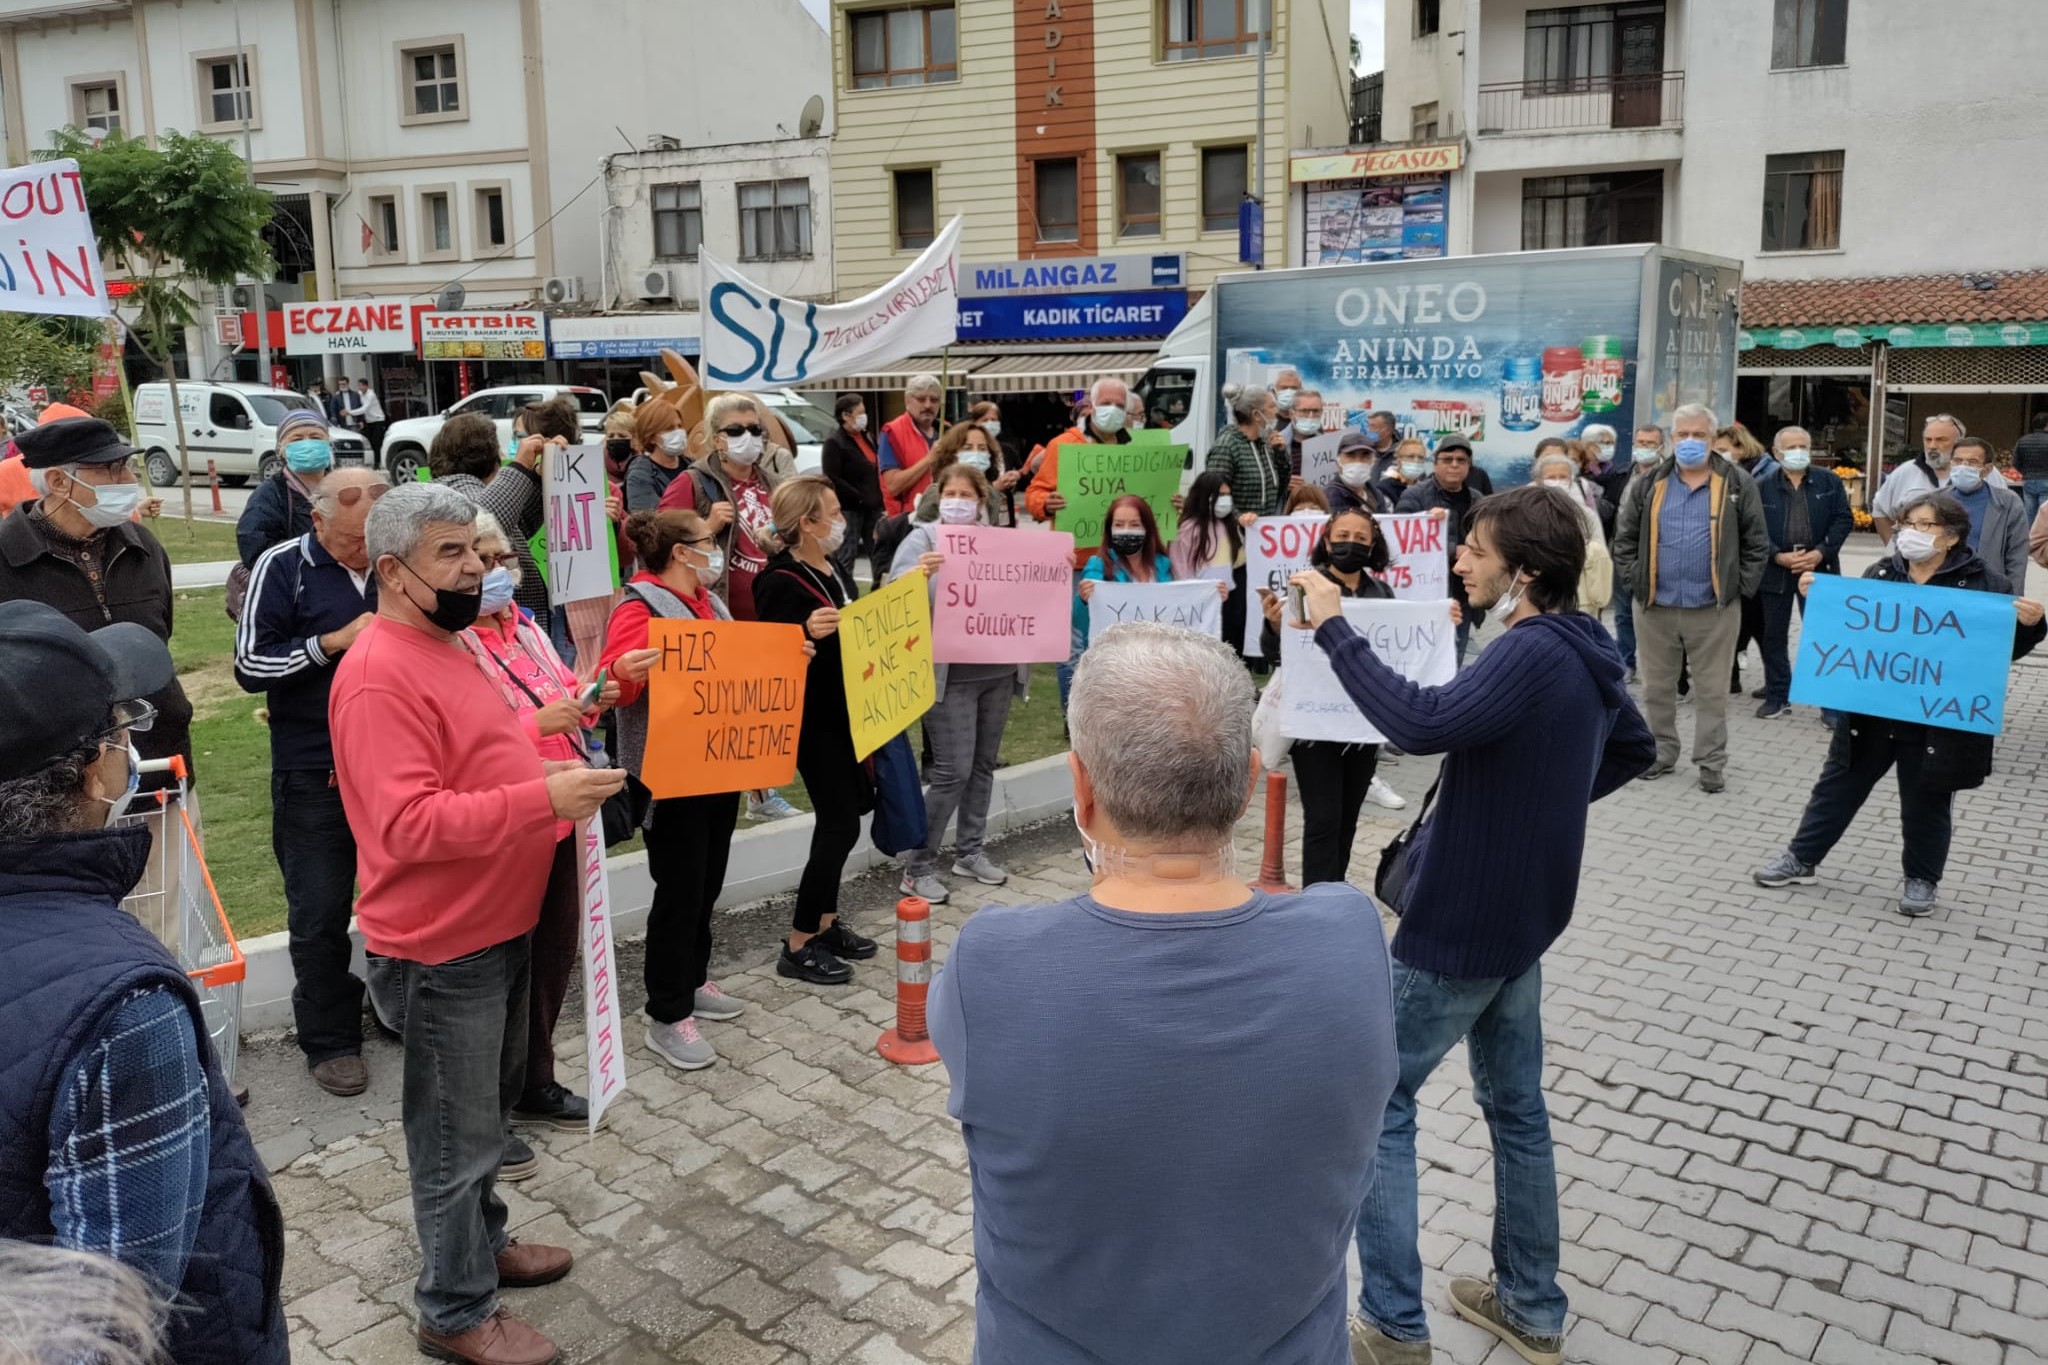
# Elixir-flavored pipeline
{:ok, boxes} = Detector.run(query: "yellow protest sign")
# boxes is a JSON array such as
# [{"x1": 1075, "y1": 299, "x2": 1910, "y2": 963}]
[
  {"x1": 641, "y1": 619, "x2": 808, "y2": 798},
  {"x1": 838, "y1": 570, "x2": 935, "y2": 760}
]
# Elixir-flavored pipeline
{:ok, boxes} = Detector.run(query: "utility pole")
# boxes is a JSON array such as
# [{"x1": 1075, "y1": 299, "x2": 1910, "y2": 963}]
[{"x1": 1253, "y1": 0, "x2": 1267, "y2": 268}]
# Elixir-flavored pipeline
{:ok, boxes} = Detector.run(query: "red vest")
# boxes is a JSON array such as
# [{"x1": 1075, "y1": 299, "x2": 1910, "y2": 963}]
[{"x1": 881, "y1": 412, "x2": 935, "y2": 516}]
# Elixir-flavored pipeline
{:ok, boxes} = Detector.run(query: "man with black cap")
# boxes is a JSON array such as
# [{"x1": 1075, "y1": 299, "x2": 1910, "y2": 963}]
[
  {"x1": 1396, "y1": 436, "x2": 1488, "y2": 664},
  {"x1": 0, "y1": 417, "x2": 193, "y2": 787},
  {"x1": 0, "y1": 600, "x2": 287, "y2": 1364}
]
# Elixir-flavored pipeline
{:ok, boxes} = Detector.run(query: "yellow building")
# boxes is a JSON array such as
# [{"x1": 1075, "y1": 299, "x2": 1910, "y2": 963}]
[{"x1": 825, "y1": 0, "x2": 1352, "y2": 427}]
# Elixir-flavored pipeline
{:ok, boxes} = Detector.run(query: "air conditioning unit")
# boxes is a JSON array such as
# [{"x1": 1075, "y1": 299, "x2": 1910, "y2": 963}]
[
  {"x1": 542, "y1": 275, "x2": 584, "y2": 306},
  {"x1": 229, "y1": 283, "x2": 259, "y2": 310},
  {"x1": 634, "y1": 266, "x2": 676, "y2": 302}
]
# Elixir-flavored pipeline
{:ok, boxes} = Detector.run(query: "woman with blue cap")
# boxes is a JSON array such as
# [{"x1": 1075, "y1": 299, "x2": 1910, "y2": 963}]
[{"x1": 235, "y1": 408, "x2": 336, "y2": 568}]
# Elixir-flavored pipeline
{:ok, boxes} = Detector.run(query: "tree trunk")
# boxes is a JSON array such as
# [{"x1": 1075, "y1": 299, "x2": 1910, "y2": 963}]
[{"x1": 162, "y1": 353, "x2": 195, "y2": 522}]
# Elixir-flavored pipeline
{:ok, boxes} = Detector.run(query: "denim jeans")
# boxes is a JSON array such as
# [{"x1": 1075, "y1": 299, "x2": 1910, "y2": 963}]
[
  {"x1": 1356, "y1": 960, "x2": 1566, "y2": 1344},
  {"x1": 273, "y1": 768, "x2": 363, "y2": 1065},
  {"x1": 368, "y1": 936, "x2": 531, "y2": 1336},
  {"x1": 1612, "y1": 565, "x2": 1636, "y2": 668},
  {"x1": 2024, "y1": 479, "x2": 2048, "y2": 525}
]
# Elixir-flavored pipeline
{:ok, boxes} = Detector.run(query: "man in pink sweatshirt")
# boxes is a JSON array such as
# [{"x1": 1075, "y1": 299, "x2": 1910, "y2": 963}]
[{"x1": 330, "y1": 482, "x2": 623, "y2": 1365}]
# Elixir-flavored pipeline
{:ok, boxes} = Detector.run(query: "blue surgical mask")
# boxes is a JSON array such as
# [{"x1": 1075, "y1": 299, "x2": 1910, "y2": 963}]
[
  {"x1": 960, "y1": 451, "x2": 992, "y2": 473},
  {"x1": 1948, "y1": 465, "x2": 1984, "y2": 493},
  {"x1": 1778, "y1": 447, "x2": 1812, "y2": 473},
  {"x1": 478, "y1": 566, "x2": 518, "y2": 614},
  {"x1": 1630, "y1": 446, "x2": 1661, "y2": 466},
  {"x1": 1674, "y1": 438, "x2": 1710, "y2": 468},
  {"x1": 284, "y1": 438, "x2": 333, "y2": 473}
]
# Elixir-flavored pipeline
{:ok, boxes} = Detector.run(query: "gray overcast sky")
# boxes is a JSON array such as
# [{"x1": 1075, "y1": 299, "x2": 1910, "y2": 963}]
[{"x1": 796, "y1": 0, "x2": 1385, "y2": 73}]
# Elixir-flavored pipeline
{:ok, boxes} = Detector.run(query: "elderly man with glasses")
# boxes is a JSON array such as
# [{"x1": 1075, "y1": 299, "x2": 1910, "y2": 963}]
[
  {"x1": 233, "y1": 465, "x2": 385, "y2": 1096},
  {"x1": 0, "y1": 417, "x2": 193, "y2": 791}
]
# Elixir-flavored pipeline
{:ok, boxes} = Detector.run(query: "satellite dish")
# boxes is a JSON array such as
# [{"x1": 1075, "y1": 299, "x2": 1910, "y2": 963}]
[
  {"x1": 798, "y1": 95, "x2": 825, "y2": 139},
  {"x1": 436, "y1": 282, "x2": 466, "y2": 313}
]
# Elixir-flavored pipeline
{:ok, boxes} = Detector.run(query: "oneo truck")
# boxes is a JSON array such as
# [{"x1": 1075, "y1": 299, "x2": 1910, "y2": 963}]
[{"x1": 1134, "y1": 244, "x2": 1742, "y2": 486}]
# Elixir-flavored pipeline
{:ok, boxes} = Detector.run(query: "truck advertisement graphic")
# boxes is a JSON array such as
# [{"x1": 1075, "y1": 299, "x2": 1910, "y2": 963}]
[{"x1": 1207, "y1": 246, "x2": 1740, "y2": 487}]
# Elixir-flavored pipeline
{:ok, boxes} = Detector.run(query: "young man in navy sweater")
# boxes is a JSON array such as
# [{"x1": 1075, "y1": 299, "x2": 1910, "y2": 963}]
[
  {"x1": 233, "y1": 465, "x2": 382, "y2": 1097},
  {"x1": 1294, "y1": 484, "x2": 1653, "y2": 1365}
]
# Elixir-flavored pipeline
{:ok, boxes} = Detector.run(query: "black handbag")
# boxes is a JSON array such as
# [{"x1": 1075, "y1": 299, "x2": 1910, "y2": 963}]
[{"x1": 1373, "y1": 775, "x2": 1441, "y2": 916}]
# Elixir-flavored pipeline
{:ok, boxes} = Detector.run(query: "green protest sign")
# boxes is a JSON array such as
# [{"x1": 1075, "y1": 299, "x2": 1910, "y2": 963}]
[
  {"x1": 1054, "y1": 440, "x2": 1186, "y2": 546},
  {"x1": 1128, "y1": 428, "x2": 1174, "y2": 444}
]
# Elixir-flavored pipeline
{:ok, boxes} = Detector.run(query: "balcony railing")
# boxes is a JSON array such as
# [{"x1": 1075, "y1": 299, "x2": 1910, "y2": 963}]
[{"x1": 1476, "y1": 71, "x2": 1684, "y2": 135}]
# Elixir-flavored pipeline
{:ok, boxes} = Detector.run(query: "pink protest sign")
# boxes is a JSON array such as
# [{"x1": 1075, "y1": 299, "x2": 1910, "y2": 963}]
[{"x1": 931, "y1": 524, "x2": 1074, "y2": 664}]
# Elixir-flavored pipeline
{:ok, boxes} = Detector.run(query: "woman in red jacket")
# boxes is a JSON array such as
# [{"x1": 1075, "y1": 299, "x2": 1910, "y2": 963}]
[{"x1": 599, "y1": 508, "x2": 761, "y2": 1073}]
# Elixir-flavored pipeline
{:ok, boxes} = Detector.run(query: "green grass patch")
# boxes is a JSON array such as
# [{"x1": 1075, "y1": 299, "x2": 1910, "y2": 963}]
[{"x1": 147, "y1": 516, "x2": 241, "y2": 566}]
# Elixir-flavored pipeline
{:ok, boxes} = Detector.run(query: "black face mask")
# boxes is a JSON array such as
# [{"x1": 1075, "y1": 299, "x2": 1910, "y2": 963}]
[
  {"x1": 1326, "y1": 541, "x2": 1374, "y2": 574},
  {"x1": 397, "y1": 557, "x2": 483, "y2": 633},
  {"x1": 1109, "y1": 531, "x2": 1147, "y2": 558},
  {"x1": 604, "y1": 436, "x2": 632, "y2": 463}
]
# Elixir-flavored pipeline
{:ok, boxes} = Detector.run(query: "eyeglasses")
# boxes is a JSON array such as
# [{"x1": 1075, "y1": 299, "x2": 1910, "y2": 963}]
[
  {"x1": 77, "y1": 459, "x2": 140, "y2": 483},
  {"x1": 685, "y1": 538, "x2": 717, "y2": 552},
  {"x1": 719, "y1": 424, "x2": 765, "y2": 439},
  {"x1": 486, "y1": 550, "x2": 519, "y2": 567},
  {"x1": 328, "y1": 483, "x2": 391, "y2": 510},
  {"x1": 1900, "y1": 519, "x2": 1944, "y2": 532},
  {"x1": 106, "y1": 697, "x2": 156, "y2": 735}
]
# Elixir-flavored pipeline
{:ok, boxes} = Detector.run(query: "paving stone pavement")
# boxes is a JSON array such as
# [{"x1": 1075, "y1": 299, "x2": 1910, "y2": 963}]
[{"x1": 268, "y1": 576, "x2": 2048, "y2": 1365}]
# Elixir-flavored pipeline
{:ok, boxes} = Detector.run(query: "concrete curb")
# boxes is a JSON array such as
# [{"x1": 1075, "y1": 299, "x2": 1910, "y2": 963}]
[
  {"x1": 171, "y1": 560, "x2": 237, "y2": 590},
  {"x1": 235, "y1": 751, "x2": 1076, "y2": 1033}
]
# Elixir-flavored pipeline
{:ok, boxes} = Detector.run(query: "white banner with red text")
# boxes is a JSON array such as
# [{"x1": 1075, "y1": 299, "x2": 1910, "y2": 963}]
[{"x1": 579, "y1": 817, "x2": 628, "y2": 1134}]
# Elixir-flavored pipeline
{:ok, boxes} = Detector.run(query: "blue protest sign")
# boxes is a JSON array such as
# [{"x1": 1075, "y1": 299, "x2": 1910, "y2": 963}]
[{"x1": 1789, "y1": 574, "x2": 2016, "y2": 735}]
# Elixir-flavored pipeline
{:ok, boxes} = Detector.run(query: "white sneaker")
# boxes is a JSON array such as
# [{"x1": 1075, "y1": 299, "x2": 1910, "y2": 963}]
[
  {"x1": 1366, "y1": 776, "x2": 1407, "y2": 810},
  {"x1": 900, "y1": 871, "x2": 950, "y2": 904},
  {"x1": 693, "y1": 982, "x2": 746, "y2": 1021},
  {"x1": 646, "y1": 1017, "x2": 716, "y2": 1070},
  {"x1": 951, "y1": 853, "x2": 1008, "y2": 885},
  {"x1": 747, "y1": 791, "x2": 801, "y2": 821}
]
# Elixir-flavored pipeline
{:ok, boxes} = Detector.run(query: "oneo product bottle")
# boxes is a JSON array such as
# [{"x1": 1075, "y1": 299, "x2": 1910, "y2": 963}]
[{"x1": 1500, "y1": 355, "x2": 1541, "y2": 432}]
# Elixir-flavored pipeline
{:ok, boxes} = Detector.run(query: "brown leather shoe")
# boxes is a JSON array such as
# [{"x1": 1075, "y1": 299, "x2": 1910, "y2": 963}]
[
  {"x1": 417, "y1": 1308, "x2": 558, "y2": 1365},
  {"x1": 495, "y1": 1238, "x2": 572, "y2": 1289},
  {"x1": 309, "y1": 1055, "x2": 367, "y2": 1097}
]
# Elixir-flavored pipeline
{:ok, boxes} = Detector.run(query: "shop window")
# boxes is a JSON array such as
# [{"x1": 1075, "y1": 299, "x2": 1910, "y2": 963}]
[
  {"x1": 1521, "y1": 169, "x2": 1662, "y2": 249},
  {"x1": 1772, "y1": 0, "x2": 1847, "y2": 68},
  {"x1": 1162, "y1": 0, "x2": 1274, "y2": 62},
  {"x1": 1034, "y1": 159, "x2": 1080, "y2": 243},
  {"x1": 894, "y1": 168, "x2": 936, "y2": 250},
  {"x1": 851, "y1": 5, "x2": 957, "y2": 89},
  {"x1": 1116, "y1": 152, "x2": 1162, "y2": 238},
  {"x1": 652, "y1": 183, "x2": 702, "y2": 261},
  {"x1": 1761, "y1": 151, "x2": 1843, "y2": 251},
  {"x1": 1200, "y1": 145, "x2": 1248, "y2": 233}
]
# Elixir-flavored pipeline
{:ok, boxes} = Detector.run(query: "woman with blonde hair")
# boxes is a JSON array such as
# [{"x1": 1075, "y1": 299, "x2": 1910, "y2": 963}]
[
  {"x1": 752, "y1": 476, "x2": 881, "y2": 984},
  {"x1": 656, "y1": 392, "x2": 789, "y2": 620}
]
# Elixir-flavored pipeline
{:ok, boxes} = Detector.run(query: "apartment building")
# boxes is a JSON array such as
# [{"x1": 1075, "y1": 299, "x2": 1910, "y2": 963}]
[
  {"x1": 1358, "y1": 0, "x2": 2048, "y2": 470},
  {"x1": 824, "y1": 0, "x2": 1351, "y2": 431},
  {"x1": 0, "y1": 0, "x2": 828, "y2": 411}
]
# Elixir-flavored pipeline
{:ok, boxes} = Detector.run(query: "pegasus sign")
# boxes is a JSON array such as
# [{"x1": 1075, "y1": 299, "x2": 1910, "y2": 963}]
[{"x1": 701, "y1": 217, "x2": 963, "y2": 388}]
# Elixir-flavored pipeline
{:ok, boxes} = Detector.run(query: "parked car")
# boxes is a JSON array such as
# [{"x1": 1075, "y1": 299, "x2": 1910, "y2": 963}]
[
  {"x1": 757, "y1": 388, "x2": 833, "y2": 474},
  {"x1": 378, "y1": 384, "x2": 610, "y2": 482},
  {"x1": 132, "y1": 381, "x2": 372, "y2": 486}
]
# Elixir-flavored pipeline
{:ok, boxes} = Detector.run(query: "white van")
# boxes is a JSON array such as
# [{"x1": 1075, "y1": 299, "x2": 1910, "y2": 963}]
[
  {"x1": 1132, "y1": 291, "x2": 1214, "y2": 466},
  {"x1": 378, "y1": 384, "x2": 610, "y2": 483},
  {"x1": 132, "y1": 381, "x2": 371, "y2": 487}
]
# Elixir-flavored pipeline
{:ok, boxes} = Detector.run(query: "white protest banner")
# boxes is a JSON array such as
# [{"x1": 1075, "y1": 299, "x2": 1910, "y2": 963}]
[
  {"x1": 702, "y1": 216, "x2": 961, "y2": 388},
  {"x1": 578, "y1": 816, "x2": 628, "y2": 1133},
  {"x1": 1374, "y1": 513, "x2": 1451, "y2": 601},
  {"x1": 544, "y1": 442, "x2": 612, "y2": 605},
  {"x1": 1243, "y1": 514, "x2": 1328, "y2": 652},
  {"x1": 1299, "y1": 430, "x2": 1344, "y2": 488},
  {"x1": 1088, "y1": 580, "x2": 1224, "y2": 644},
  {"x1": 0, "y1": 160, "x2": 110, "y2": 319},
  {"x1": 1278, "y1": 598, "x2": 1457, "y2": 743}
]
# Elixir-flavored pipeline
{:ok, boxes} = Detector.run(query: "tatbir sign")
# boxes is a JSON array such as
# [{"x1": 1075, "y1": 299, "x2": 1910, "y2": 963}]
[
  {"x1": 1790, "y1": 574, "x2": 2018, "y2": 736},
  {"x1": 840, "y1": 571, "x2": 936, "y2": 760},
  {"x1": 640, "y1": 619, "x2": 808, "y2": 797},
  {"x1": 0, "y1": 160, "x2": 110, "y2": 319},
  {"x1": 930, "y1": 525, "x2": 1074, "y2": 664}
]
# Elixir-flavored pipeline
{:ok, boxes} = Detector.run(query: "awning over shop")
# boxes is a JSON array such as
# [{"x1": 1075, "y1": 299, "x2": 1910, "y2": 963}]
[
  {"x1": 964, "y1": 350, "x2": 1159, "y2": 395},
  {"x1": 1739, "y1": 271, "x2": 2048, "y2": 350}
]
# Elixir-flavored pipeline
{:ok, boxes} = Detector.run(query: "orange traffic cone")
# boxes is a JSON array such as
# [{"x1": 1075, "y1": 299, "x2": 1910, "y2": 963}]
[{"x1": 876, "y1": 896, "x2": 940, "y2": 1066}]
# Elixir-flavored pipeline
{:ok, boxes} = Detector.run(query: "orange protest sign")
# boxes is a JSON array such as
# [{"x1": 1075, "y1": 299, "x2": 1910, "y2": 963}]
[{"x1": 640, "y1": 618, "x2": 808, "y2": 798}]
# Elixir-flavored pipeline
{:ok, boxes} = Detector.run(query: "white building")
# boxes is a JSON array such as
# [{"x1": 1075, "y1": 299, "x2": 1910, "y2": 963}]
[
  {"x1": 1346, "y1": 0, "x2": 2048, "y2": 467},
  {"x1": 0, "y1": 0, "x2": 829, "y2": 410}
]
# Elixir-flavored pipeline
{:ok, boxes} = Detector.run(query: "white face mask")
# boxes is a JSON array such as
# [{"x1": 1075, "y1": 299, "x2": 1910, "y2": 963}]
[
  {"x1": 1293, "y1": 419, "x2": 1322, "y2": 441},
  {"x1": 1275, "y1": 387, "x2": 1299, "y2": 409},
  {"x1": 1213, "y1": 495, "x2": 1235, "y2": 518},
  {"x1": 1092, "y1": 404, "x2": 1127, "y2": 435},
  {"x1": 658, "y1": 429, "x2": 689, "y2": 456},
  {"x1": 723, "y1": 432, "x2": 763, "y2": 466},
  {"x1": 1948, "y1": 464, "x2": 1985, "y2": 493},
  {"x1": 852, "y1": 412, "x2": 869, "y2": 432},
  {"x1": 1128, "y1": 416, "x2": 1145, "y2": 430},
  {"x1": 1630, "y1": 446, "x2": 1660, "y2": 466},
  {"x1": 938, "y1": 497, "x2": 980, "y2": 525},
  {"x1": 1894, "y1": 528, "x2": 1943, "y2": 563},
  {"x1": 1543, "y1": 477, "x2": 1574, "y2": 489},
  {"x1": 960, "y1": 450, "x2": 992, "y2": 473},
  {"x1": 1492, "y1": 567, "x2": 1528, "y2": 619},
  {"x1": 689, "y1": 545, "x2": 726, "y2": 580},
  {"x1": 97, "y1": 737, "x2": 142, "y2": 826},
  {"x1": 818, "y1": 517, "x2": 847, "y2": 553},
  {"x1": 981, "y1": 419, "x2": 1001, "y2": 438},
  {"x1": 1339, "y1": 462, "x2": 1373, "y2": 488},
  {"x1": 67, "y1": 477, "x2": 143, "y2": 528}
]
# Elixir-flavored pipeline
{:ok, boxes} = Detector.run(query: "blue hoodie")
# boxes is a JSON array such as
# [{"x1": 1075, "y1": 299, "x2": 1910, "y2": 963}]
[{"x1": 1312, "y1": 610, "x2": 1654, "y2": 979}]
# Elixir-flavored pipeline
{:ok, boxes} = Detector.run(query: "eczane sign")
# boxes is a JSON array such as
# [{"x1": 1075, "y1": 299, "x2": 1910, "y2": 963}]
[{"x1": 283, "y1": 297, "x2": 418, "y2": 356}]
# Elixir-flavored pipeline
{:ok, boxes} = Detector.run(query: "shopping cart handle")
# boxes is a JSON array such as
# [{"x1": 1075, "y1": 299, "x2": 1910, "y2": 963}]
[{"x1": 135, "y1": 756, "x2": 189, "y2": 779}]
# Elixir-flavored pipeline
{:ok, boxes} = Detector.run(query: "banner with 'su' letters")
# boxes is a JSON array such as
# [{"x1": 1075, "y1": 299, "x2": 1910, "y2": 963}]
[
  {"x1": 930, "y1": 524, "x2": 1074, "y2": 664},
  {"x1": 840, "y1": 571, "x2": 936, "y2": 760},
  {"x1": 1790, "y1": 574, "x2": 2016, "y2": 735},
  {"x1": 641, "y1": 619, "x2": 808, "y2": 797}
]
